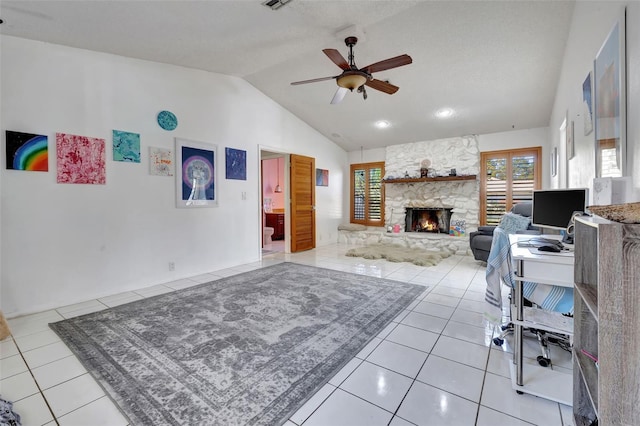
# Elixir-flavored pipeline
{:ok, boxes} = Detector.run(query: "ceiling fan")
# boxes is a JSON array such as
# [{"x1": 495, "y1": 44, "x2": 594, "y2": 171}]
[{"x1": 291, "y1": 36, "x2": 412, "y2": 104}]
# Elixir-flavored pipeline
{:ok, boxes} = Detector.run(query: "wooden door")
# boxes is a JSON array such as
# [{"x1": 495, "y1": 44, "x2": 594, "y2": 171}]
[{"x1": 290, "y1": 154, "x2": 315, "y2": 252}]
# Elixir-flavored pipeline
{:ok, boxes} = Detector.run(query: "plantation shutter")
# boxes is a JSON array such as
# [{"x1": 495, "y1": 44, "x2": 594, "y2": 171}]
[
  {"x1": 480, "y1": 148, "x2": 541, "y2": 226},
  {"x1": 350, "y1": 162, "x2": 385, "y2": 226},
  {"x1": 368, "y1": 167, "x2": 382, "y2": 222}
]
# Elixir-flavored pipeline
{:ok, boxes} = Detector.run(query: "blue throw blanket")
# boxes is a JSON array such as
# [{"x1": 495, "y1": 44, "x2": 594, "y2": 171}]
[{"x1": 484, "y1": 227, "x2": 574, "y2": 324}]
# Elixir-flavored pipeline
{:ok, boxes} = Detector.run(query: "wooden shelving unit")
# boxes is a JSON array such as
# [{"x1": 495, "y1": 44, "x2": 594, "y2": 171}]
[
  {"x1": 573, "y1": 215, "x2": 640, "y2": 425},
  {"x1": 383, "y1": 175, "x2": 476, "y2": 184}
]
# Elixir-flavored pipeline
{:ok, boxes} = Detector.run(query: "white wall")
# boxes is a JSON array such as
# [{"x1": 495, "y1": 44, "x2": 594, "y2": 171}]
[
  {"x1": 478, "y1": 127, "x2": 551, "y2": 188},
  {"x1": 348, "y1": 127, "x2": 551, "y2": 186},
  {"x1": 550, "y1": 1, "x2": 640, "y2": 200},
  {"x1": 0, "y1": 36, "x2": 347, "y2": 316},
  {"x1": 347, "y1": 147, "x2": 386, "y2": 164}
]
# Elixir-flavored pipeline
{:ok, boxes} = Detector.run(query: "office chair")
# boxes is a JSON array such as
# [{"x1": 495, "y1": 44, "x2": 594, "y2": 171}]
[{"x1": 492, "y1": 286, "x2": 572, "y2": 367}]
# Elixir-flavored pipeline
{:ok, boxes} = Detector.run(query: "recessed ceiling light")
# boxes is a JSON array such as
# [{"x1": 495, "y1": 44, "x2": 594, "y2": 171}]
[
  {"x1": 375, "y1": 120, "x2": 391, "y2": 129},
  {"x1": 435, "y1": 108, "x2": 455, "y2": 119}
]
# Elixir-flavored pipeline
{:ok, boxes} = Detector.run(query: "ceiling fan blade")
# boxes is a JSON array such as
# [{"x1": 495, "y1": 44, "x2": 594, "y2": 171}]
[
  {"x1": 330, "y1": 87, "x2": 349, "y2": 105},
  {"x1": 291, "y1": 76, "x2": 337, "y2": 85},
  {"x1": 361, "y1": 54, "x2": 412, "y2": 74},
  {"x1": 323, "y1": 49, "x2": 350, "y2": 70},
  {"x1": 365, "y1": 79, "x2": 399, "y2": 94}
]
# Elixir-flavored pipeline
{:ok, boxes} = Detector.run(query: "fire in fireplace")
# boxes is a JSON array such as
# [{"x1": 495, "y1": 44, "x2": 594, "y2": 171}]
[{"x1": 405, "y1": 207, "x2": 453, "y2": 234}]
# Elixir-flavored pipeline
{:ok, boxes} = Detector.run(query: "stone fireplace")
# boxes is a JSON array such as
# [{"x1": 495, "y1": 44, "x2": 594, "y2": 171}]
[
  {"x1": 405, "y1": 207, "x2": 453, "y2": 233},
  {"x1": 338, "y1": 136, "x2": 480, "y2": 255}
]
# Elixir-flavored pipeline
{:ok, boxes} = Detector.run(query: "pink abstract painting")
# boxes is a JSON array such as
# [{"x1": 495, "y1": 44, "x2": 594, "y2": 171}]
[{"x1": 56, "y1": 133, "x2": 106, "y2": 184}]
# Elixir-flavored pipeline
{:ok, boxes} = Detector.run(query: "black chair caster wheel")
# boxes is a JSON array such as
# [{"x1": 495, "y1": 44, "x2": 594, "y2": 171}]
[
  {"x1": 537, "y1": 355, "x2": 550, "y2": 367},
  {"x1": 493, "y1": 337, "x2": 504, "y2": 346},
  {"x1": 516, "y1": 390, "x2": 524, "y2": 395}
]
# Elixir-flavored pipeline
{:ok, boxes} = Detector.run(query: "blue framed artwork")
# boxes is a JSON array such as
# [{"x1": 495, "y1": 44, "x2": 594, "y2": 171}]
[
  {"x1": 316, "y1": 168, "x2": 328, "y2": 186},
  {"x1": 113, "y1": 130, "x2": 140, "y2": 163},
  {"x1": 582, "y1": 72, "x2": 593, "y2": 136},
  {"x1": 175, "y1": 138, "x2": 217, "y2": 208},
  {"x1": 594, "y1": 15, "x2": 625, "y2": 178},
  {"x1": 225, "y1": 147, "x2": 246, "y2": 180}
]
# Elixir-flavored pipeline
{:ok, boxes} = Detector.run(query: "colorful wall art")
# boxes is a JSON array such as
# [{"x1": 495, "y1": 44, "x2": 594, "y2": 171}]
[
  {"x1": 113, "y1": 130, "x2": 140, "y2": 163},
  {"x1": 225, "y1": 147, "x2": 246, "y2": 180},
  {"x1": 5, "y1": 130, "x2": 48, "y2": 171},
  {"x1": 316, "y1": 168, "x2": 329, "y2": 186},
  {"x1": 175, "y1": 138, "x2": 217, "y2": 208},
  {"x1": 149, "y1": 147, "x2": 174, "y2": 176},
  {"x1": 56, "y1": 133, "x2": 106, "y2": 184}
]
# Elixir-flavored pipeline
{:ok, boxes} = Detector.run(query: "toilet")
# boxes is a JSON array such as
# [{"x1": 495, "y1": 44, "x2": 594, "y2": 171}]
[{"x1": 263, "y1": 227, "x2": 275, "y2": 245}]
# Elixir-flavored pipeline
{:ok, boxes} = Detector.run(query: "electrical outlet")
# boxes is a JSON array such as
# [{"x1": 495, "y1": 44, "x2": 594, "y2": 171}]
[{"x1": 168, "y1": 262, "x2": 175, "y2": 271}]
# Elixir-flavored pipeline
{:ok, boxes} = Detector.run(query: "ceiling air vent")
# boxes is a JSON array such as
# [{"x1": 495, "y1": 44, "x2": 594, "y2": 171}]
[{"x1": 262, "y1": 0, "x2": 292, "y2": 11}]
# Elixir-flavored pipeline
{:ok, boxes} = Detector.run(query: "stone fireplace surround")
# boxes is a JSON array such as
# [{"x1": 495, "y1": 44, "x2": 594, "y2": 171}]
[{"x1": 339, "y1": 136, "x2": 480, "y2": 255}]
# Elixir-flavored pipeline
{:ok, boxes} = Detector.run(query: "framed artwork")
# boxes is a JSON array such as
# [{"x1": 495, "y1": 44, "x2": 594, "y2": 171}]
[
  {"x1": 149, "y1": 147, "x2": 174, "y2": 176},
  {"x1": 5, "y1": 130, "x2": 48, "y2": 171},
  {"x1": 225, "y1": 147, "x2": 246, "y2": 180},
  {"x1": 582, "y1": 72, "x2": 593, "y2": 136},
  {"x1": 567, "y1": 120, "x2": 575, "y2": 160},
  {"x1": 175, "y1": 138, "x2": 217, "y2": 208},
  {"x1": 551, "y1": 147, "x2": 558, "y2": 177},
  {"x1": 113, "y1": 130, "x2": 140, "y2": 163},
  {"x1": 56, "y1": 132, "x2": 106, "y2": 184},
  {"x1": 594, "y1": 15, "x2": 625, "y2": 178},
  {"x1": 316, "y1": 168, "x2": 328, "y2": 186}
]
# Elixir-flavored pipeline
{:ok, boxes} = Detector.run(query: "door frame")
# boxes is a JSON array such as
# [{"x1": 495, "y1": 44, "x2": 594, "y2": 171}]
[{"x1": 259, "y1": 147, "x2": 290, "y2": 254}]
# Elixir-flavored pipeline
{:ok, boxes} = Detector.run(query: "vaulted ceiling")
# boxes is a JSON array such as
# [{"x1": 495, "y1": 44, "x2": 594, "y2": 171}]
[{"x1": 0, "y1": 1, "x2": 575, "y2": 151}]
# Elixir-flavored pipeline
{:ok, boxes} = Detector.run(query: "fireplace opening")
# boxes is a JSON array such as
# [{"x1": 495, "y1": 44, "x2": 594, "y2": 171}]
[{"x1": 405, "y1": 207, "x2": 453, "y2": 234}]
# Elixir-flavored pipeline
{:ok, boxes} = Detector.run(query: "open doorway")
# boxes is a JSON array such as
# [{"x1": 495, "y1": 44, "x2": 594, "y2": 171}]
[{"x1": 260, "y1": 151, "x2": 287, "y2": 255}]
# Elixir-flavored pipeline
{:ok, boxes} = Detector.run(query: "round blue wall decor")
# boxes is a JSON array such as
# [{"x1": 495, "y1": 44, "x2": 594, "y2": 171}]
[{"x1": 157, "y1": 110, "x2": 178, "y2": 131}]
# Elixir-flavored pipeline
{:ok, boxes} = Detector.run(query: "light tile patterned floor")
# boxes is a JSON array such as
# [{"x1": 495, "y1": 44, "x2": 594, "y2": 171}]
[{"x1": 0, "y1": 243, "x2": 575, "y2": 425}]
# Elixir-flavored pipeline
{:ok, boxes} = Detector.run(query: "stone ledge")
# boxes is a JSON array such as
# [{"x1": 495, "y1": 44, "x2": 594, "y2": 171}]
[{"x1": 338, "y1": 228, "x2": 471, "y2": 256}]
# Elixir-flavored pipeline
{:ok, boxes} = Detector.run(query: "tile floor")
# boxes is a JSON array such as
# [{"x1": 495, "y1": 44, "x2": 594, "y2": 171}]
[{"x1": 1, "y1": 243, "x2": 575, "y2": 426}]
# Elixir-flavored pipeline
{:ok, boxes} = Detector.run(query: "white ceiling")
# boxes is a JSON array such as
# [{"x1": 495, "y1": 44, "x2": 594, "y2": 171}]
[{"x1": 0, "y1": 0, "x2": 575, "y2": 152}]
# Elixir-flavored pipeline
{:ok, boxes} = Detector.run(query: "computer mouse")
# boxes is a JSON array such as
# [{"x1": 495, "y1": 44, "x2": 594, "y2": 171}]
[{"x1": 538, "y1": 245, "x2": 561, "y2": 253}]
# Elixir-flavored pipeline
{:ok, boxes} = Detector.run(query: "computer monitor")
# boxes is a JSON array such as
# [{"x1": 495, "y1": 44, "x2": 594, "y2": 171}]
[{"x1": 531, "y1": 188, "x2": 588, "y2": 230}]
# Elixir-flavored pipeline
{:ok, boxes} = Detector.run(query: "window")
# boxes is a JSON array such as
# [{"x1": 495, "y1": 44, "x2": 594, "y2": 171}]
[
  {"x1": 350, "y1": 162, "x2": 385, "y2": 226},
  {"x1": 480, "y1": 148, "x2": 541, "y2": 226}
]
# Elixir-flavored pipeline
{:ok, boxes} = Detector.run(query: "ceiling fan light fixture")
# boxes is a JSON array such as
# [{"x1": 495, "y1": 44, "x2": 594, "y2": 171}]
[{"x1": 336, "y1": 73, "x2": 367, "y2": 91}]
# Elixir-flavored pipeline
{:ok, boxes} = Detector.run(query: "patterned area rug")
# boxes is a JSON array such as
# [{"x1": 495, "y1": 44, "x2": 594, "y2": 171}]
[{"x1": 50, "y1": 262, "x2": 425, "y2": 426}]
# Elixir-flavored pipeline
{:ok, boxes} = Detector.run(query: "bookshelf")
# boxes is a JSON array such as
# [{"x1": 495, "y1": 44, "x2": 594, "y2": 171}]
[{"x1": 573, "y1": 215, "x2": 640, "y2": 425}]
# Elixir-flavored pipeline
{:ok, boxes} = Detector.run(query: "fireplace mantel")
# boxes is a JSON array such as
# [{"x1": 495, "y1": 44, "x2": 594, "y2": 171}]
[{"x1": 383, "y1": 175, "x2": 476, "y2": 184}]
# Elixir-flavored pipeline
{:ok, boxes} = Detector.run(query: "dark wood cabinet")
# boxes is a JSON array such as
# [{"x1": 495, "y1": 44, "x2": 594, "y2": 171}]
[{"x1": 265, "y1": 213, "x2": 284, "y2": 240}]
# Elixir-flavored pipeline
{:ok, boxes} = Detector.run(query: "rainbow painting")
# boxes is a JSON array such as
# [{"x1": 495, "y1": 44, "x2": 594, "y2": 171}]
[{"x1": 6, "y1": 131, "x2": 48, "y2": 171}]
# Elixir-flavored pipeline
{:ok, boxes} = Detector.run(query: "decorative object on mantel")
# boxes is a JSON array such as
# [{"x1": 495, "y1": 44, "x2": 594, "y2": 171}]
[
  {"x1": 420, "y1": 159, "x2": 431, "y2": 178},
  {"x1": 383, "y1": 175, "x2": 476, "y2": 184},
  {"x1": 588, "y1": 202, "x2": 640, "y2": 224},
  {"x1": 346, "y1": 243, "x2": 451, "y2": 266}
]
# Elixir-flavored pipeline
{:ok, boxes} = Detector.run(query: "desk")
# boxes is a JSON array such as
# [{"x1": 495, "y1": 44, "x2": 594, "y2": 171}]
[{"x1": 508, "y1": 234, "x2": 574, "y2": 405}]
